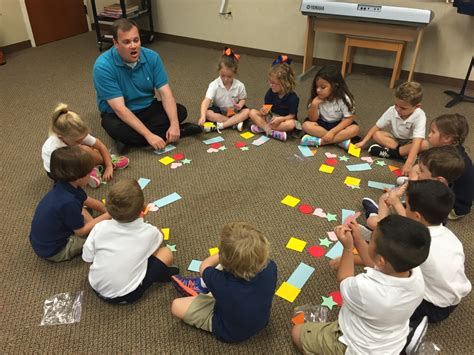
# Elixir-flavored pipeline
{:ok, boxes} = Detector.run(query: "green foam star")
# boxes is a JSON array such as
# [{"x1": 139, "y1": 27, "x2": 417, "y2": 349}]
[
  {"x1": 321, "y1": 295, "x2": 338, "y2": 310},
  {"x1": 326, "y1": 213, "x2": 337, "y2": 222},
  {"x1": 219, "y1": 146, "x2": 227, "y2": 151},
  {"x1": 181, "y1": 158, "x2": 192, "y2": 164},
  {"x1": 240, "y1": 146, "x2": 249, "y2": 151},
  {"x1": 375, "y1": 160, "x2": 387, "y2": 166},
  {"x1": 338, "y1": 155, "x2": 349, "y2": 161},
  {"x1": 166, "y1": 244, "x2": 177, "y2": 252},
  {"x1": 319, "y1": 238, "x2": 332, "y2": 247}
]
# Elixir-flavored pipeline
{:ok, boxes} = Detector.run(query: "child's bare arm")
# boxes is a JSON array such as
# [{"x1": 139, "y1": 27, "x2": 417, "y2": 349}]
[
  {"x1": 403, "y1": 138, "x2": 423, "y2": 175},
  {"x1": 199, "y1": 254, "x2": 220, "y2": 275},
  {"x1": 347, "y1": 220, "x2": 375, "y2": 267},
  {"x1": 199, "y1": 98, "x2": 212, "y2": 125},
  {"x1": 377, "y1": 193, "x2": 391, "y2": 220},
  {"x1": 386, "y1": 185, "x2": 408, "y2": 217},
  {"x1": 84, "y1": 197, "x2": 106, "y2": 213},
  {"x1": 74, "y1": 212, "x2": 111, "y2": 237},
  {"x1": 307, "y1": 97, "x2": 323, "y2": 121},
  {"x1": 234, "y1": 99, "x2": 246, "y2": 111},
  {"x1": 335, "y1": 225, "x2": 355, "y2": 283},
  {"x1": 92, "y1": 138, "x2": 114, "y2": 180},
  {"x1": 356, "y1": 125, "x2": 380, "y2": 149}
]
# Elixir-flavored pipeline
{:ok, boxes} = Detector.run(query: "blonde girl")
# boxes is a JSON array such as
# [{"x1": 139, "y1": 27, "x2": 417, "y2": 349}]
[
  {"x1": 198, "y1": 47, "x2": 250, "y2": 133},
  {"x1": 249, "y1": 55, "x2": 300, "y2": 142},
  {"x1": 42, "y1": 103, "x2": 129, "y2": 188}
]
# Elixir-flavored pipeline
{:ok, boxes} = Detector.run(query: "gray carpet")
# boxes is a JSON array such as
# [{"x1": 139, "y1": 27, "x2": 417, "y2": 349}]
[{"x1": 0, "y1": 31, "x2": 472, "y2": 353}]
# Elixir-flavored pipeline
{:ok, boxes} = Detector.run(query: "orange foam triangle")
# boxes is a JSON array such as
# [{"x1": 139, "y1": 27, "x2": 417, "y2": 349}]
[
  {"x1": 291, "y1": 312, "x2": 305, "y2": 325},
  {"x1": 388, "y1": 165, "x2": 400, "y2": 172},
  {"x1": 262, "y1": 104, "x2": 273, "y2": 111},
  {"x1": 227, "y1": 108, "x2": 236, "y2": 117}
]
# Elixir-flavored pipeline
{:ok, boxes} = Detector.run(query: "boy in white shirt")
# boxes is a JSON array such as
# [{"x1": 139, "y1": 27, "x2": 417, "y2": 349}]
[
  {"x1": 291, "y1": 215, "x2": 430, "y2": 354},
  {"x1": 402, "y1": 180, "x2": 471, "y2": 324},
  {"x1": 356, "y1": 82, "x2": 429, "y2": 175},
  {"x1": 82, "y1": 179, "x2": 178, "y2": 304}
]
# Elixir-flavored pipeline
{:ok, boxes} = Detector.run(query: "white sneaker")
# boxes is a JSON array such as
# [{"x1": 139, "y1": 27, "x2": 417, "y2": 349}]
[
  {"x1": 396, "y1": 176, "x2": 409, "y2": 186},
  {"x1": 233, "y1": 122, "x2": 244, "y2": 132},
  {"x1": 405, "y1": 316, "x2": 428, "y2": 355}
]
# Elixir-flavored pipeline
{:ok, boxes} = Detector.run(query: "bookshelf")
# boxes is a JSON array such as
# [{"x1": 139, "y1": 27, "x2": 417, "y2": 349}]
[{"x1": 90, "y1": 0, "x2": 154, "y2": 51}]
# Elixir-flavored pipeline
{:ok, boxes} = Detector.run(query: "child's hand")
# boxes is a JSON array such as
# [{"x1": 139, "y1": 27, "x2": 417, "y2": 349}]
[
  {"x1": 346, "y1": 219, "x2": 361, "y2": 240},
  {"x1": 335, "y1": 225, "x2": 354, "y2": 250},
  {"x1": 261, "y1": 107, "x2": 269, "y2": 115},
  {"x1": 386, "y1": 184, "x2": 407, "y2": 206},
  {"x1": 233, "y1": 102, "x2": 242, "y2": 111},
  {"x1": 322, "y1": 131, "x2": 335, "y2": 143},
  {"x1": 311, "y1": 97, "x2": 324, "y2": 106},
  {"x1": 355, "y1": 141, "x2": 365, "y2": 149},
  {"x1": 401, "y1": 162, "x2": 411, "y2": 176},
  {"x1": 198, "y1": 116, "x2": 206, "y2": 126},
  {"x1": 270, "y1": 116, "x2": 283, "y2": 127},
  {"x1": 264, "y1": 123, "x2": 273, "y2": 135},
  {"x1": 102, "y1": 166, "x2": 113, "y2": 181}
]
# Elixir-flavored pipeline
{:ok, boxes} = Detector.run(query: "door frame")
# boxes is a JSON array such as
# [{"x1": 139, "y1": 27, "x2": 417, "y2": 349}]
[{"x1": 19, "y1": 0, "x2": 92, "y2": 48}]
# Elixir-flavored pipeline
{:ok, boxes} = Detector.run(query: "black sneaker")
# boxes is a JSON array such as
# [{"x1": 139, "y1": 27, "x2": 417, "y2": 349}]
[
  {"x1": 405, "y1": 316, "x2": 428, "y2": 355},
  {"x1": 368, "y1": 144, "x2": 390, "y2": 159},
  {"x1": 362, "y1": 197, "x2": 379, "y2": 219},
  {"x1": 180, "y1": 122, "x2": 203, "y2": 137}
]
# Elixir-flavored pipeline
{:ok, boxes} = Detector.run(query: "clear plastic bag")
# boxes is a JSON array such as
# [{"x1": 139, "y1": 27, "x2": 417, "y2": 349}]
[
  {"x1": 417, "y1": 342, "x2": 441, "y2": 354},
  {"x1": 40, "y1": 291, "x2": 84, "y2": 326},
  {"x1": 292, "y1": 304, "x2": 329, "y2": 324}
]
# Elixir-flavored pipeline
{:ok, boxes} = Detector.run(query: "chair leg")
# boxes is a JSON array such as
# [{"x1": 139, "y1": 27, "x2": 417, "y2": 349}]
[
  {"x1": 348, "y1": 47, "x2": 355, "y2": 75},
  {"x1": 390, "y1": 44, "x2": 403, "y2": 89},
  {"x1": 395, "y1": 44, "x2": 405, "y2": 81},
  {"x1": 341, "y1": 38, "x2": 350, "y2": 78}
]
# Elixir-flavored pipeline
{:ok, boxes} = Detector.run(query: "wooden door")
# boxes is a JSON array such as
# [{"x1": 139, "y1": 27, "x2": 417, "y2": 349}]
[{"x1": 25, "y1": 0, "x2": 88, "y2": 46}]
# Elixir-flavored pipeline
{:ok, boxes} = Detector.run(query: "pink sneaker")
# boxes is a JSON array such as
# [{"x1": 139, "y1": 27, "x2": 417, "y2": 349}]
[
  {"x1": 88, "y1": 167, "x2": 101, "y2": 188},
  {"x1": 271, "y1": 130, "x2": 287, "y2": 141},
  {"x1": 251, "y1": 124, "x2": 264, "y2": 134},
  {"x1": 111, "y1": 155, "x2": 129, "y2": 169}
]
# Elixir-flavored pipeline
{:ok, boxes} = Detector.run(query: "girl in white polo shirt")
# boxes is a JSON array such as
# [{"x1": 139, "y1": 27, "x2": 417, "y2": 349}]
[{"x1": 198, "y1": 48, "x2": 250, "y2": 133}]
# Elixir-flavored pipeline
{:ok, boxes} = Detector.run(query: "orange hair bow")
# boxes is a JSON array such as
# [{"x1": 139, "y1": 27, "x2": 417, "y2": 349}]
[
  {"x1": 272, "y1": 54, "x2": 292, "y2": 66},
  {"x1": 223, "y1": 47, "x2": 240, "y2": 61}
]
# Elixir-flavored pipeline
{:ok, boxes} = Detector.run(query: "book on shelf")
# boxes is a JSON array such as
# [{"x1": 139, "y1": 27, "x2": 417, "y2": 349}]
[{"x1": 103, "y1": 3, "x2": 139, "y2": 13}]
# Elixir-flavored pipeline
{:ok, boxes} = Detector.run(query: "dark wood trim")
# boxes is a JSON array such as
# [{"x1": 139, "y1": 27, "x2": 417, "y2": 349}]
[
  {"x1": 1, "y1": 40, "x2": 32, "y2": 53},
  {"x1": 155, "y1": 32, "x2": 473, "y2": 89}
]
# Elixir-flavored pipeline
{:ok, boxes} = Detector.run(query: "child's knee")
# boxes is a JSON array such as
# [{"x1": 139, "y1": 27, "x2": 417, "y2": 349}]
[
  {"x1": 291, "y1": 324, "x2": 304, "y2": 350},
  {"x1": 153, "y1": 246, "x2": 173, "y2": 265},
  {"x1": 171, "y1": 298, "x2": 181, "y2": 318}
]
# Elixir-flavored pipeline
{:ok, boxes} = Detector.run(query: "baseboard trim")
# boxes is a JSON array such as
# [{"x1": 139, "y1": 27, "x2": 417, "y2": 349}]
[
  {"x1": 1, "y1": 40, "x2": 32, "y2": 53},
  {"x1": 156, "y1": 32, "x2": 473, "y2": 90}
]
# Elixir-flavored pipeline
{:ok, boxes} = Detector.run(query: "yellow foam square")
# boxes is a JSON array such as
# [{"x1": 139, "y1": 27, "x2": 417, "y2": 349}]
[
  {"x1": 344, "y1": 176, "x2": 361, "y2": 187},
  {"x1": 286, "y1": 237, "x2": 307, "y2": 252},
  {"x1": 281, "y1": 195, "x2": 300, "y2": 207},
  {"x1": 209, "y1": 247, "x2": 219, "y2": 256},
  {"x1": 159, "y1": 156, "x2": 175, "y2": 165},
  {"x1": 348, "y1": 143, "x2": 361, "y2": 157},
  {"x1": 240, "y1": 132, "x2": 255, "y2": 139},
  {"x1": 319, "y1": 164, "x2": 334, "y2": 174},
  {"x1": 161, "y1": 228, "x2": 170, "y2": 240},
  {"x1": 276, "y1": 282, "x2": 301, "y2": 302}
]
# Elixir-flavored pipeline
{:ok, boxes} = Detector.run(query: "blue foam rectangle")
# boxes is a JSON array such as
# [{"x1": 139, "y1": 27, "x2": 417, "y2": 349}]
[
  {"x1": 287, "y1": 262, "x2": 315, "y2": 289},
  {"x1": 153, "y1": 145, "x2": 176, "y2": 155},
  {"x1": 346, "y1": 163, "x2": 372, "y2": 172},
  {"x1": 325, "y1": 241, "x2": 344, "y2": 260},
  {"x1": 202, "y1": 136, "x2": 225, "y2": 145},
  {"x1": 153, "y1": 192, "x2": 182, "y2": 208},
  {"x1": 252, "y1": 135, "x2": 270, "y2": 146},
  {"x1": 137, "y1": 178, "x2": 151, "y2": 190},
  {"x1": 188, "y1": 260, "x2": 202, "y2": 272},
  {"x1": 368, "y1": 181, "x2": 395, "y2": 190},
  {"x1": 297, "y1": 145, "x2": 314, "y2": 157},
  {"x1": 341, "y1": 209, "x2": 355, "y2": 224}
]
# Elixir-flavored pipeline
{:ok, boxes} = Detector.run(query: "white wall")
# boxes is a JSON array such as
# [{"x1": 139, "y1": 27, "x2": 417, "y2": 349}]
[{"x1": 2, "y1": 0, "x2": 473, "y2": 80}]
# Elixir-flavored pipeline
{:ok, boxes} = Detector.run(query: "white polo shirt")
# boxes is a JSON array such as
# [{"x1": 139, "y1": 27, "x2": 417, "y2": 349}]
[
  {"x1": 339, "y1": 267, "x2": 424, "y2": 354},
  {"x1": 82, "y1": 218, "x2": 162, "y2": 298},
  {"x1": 421, "y1": 225, "x2": 471, "y2": 307},
  {"x1": 376, "y1": 106, "x2": 426, "y2": 140},
  {"x1": 41, "y1": 134, "x2": 96, "y2": 172},
  {"x1": 205, "y1": 77, "x2": 247, "y2": 112},
  {"x1": 319, "y1": 96, "x2": 355, "y2": 123}
]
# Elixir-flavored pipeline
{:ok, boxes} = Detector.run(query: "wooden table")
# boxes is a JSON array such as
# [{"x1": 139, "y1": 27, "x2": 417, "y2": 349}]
[{"x1": 301, "y1": 16, "x2": 426, "y2": 82}]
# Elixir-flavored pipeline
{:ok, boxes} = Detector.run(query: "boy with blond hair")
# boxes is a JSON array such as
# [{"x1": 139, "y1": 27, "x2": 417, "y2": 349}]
[
  {"x1": 356, "y1": 82, "x2": 429, "y2": 175},
  {"x1": 83, "y1": 179, "x2": 178, "y2": 304},
  {"x1": 29, "y1": 146, "x2": 110, "y2": 262},
  {"x1": 171, "y1": 222, "x2": 277, "y2": 343},
  {"x1": 292, "y1": 215, "x2": 430, "y2": 354}
]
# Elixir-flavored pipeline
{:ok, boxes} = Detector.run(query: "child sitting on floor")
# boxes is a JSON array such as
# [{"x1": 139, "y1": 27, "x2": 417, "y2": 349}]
[
  {"x1": 427, "y1": 113, "x2": 472, "y2": 220},
  {"x1": 356, "y1": 82, "x2": 429, "y2": 175},
  {"x1": 42, "y1": 103, "x2": 129, "y2": 188},
  {"x1": 82, "y1": 179, "x2": 178, "y2": 304},
  {"x1": 402, "y1": 180, "x2": 471, "y2": 325},
  {"x1": 29, "y1": 146, "x2": 110, "y2": 262},
  {"x1": 198, "y1": 47, "x2": 250, "y2": 133},
  {"x1": 292, "y1": 215, "x2": 430, "y2": 354},
  {"x1": 171, "y1": 222, "x2": 277, "y2": 343},
  {"x1": 249, "y1": 55, "x2": 299, "y2": 142},
  {"x1": 300, "y1": 65, "x2": 360, "y2": 151}
]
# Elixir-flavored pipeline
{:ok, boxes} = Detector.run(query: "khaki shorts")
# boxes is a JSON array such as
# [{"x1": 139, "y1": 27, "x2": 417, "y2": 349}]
[
  {"x1": 386, "y1": 132, "x2": 412, "y2": 147},
  {"x1": 183, "y1": 294, "x2": 214, "y2": 333},
  {"x1": 299, "y1": 320, "x2": 347, "y2": 355},
  {"x1": 47, "y1": 235, "x2": 85, "y2": 262}
]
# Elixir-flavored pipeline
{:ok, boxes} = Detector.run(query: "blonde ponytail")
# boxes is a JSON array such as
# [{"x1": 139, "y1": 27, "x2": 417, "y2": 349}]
[{"x1": 49, "y1": 103, "x2": 89, "y2": 139}]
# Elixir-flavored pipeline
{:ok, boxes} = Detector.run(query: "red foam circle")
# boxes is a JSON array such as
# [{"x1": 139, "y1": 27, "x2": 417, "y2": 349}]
[
  {"x1": 308, "y1": 245, "x2": 326, "y2": 258},
  {"x1": 298, "y1": 204, "x2": 314, "y2": 214},
  {"x1": 172, "y1": 153, "x2": 185, "y2": 160}
]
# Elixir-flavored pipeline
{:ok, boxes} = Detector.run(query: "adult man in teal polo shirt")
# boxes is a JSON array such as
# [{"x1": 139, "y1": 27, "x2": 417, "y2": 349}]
[{"x1": 93, "y1": 19, "x2": 201, "y2": 152}]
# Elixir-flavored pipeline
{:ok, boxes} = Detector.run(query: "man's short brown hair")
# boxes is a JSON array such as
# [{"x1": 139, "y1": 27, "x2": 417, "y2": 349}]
[
  {"x1": 50, "y1": 146, "x2": 95, "y2": 182},
  {"x1": 107, "y1": 179, "x2": 144, "y2": 222},
  {"x1": 219, "y1": 222, "x2": 270, "y2": 281},
  {"x1": 112, "y1": 18, "x2": 139, "y2": 40},
  {"x1": 395, "y1": 82, "x2": 423, "y2": 106}
]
